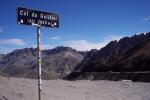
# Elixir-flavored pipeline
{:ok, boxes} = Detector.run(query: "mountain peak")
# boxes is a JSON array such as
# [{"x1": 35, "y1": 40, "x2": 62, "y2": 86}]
[
  {"x1": 66, "y1": 32, "x2": 150, "y2": 82},
  {"x1": 0, "y1": 46, "x2": 87, "y2": 79}
]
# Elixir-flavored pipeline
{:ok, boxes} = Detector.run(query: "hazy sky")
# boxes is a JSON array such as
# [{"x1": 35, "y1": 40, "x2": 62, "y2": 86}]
[{"x1": 0, "y1": 0, "x2": 150, "y2": 53}]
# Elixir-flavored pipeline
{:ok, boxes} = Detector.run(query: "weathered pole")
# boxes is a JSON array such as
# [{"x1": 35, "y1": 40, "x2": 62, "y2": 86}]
[
  {"x1": 17, "y1": 7, "x2": 59, "y2": 100},
  {"x1": 37, "y1": 25, "x2": 42, "y2": 100}
]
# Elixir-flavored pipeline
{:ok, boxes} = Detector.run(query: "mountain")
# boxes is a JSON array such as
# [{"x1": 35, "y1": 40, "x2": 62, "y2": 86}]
[
  {"x1": 65, "y1": 32, "x2": 150, "y2": 82},
  {"x1": 0, "y1": 54, "x2": 4, "y2": 61},
  {"x1": 74, "y1": 49, "x2": 98, "y2": 72},
  {"x1": 0, "y1": 46, "x2": 87, "y2": 79}
]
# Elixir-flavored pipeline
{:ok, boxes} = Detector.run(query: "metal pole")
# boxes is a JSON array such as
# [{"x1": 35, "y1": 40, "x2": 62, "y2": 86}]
[{"x1": 37, "y1": 26, "x2": 42, "y2": 100}]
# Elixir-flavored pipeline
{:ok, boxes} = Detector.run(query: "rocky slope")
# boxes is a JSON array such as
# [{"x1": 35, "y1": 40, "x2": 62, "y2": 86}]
[
  {"x1": 0, "y1": 54, "x2": 4, "y2": 61},
  {"x1": 65, "y1": 32, "x2": 150, "y2": 82},
  {"x1": 0, "y1": 46, "x2": 87, "y2": 79}
]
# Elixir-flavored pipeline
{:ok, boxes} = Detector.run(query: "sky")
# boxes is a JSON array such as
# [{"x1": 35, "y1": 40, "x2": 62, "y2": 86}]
[{"x1": 0, "y1": 0, "x2": 150, "y2": 53}]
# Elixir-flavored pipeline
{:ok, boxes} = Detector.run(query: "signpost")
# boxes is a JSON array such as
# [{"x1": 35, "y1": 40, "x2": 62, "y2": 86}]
[
  {"x1": 17, "y1": 7, "x2": 59, "y2": 28},
  {"x1": 17, "y1": 7, "x2": 59, "y2": 100}
]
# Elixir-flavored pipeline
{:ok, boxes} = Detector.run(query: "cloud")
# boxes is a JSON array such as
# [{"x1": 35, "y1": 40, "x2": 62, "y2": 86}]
[
  {"x1": 31, "y1": 44, "x2": 54, "y2": 50},
  {"x1": 64, "y1": 40, "x2": 106, "y2": 51},
  {"x1": 142, "y1": 16, "x2": 150, "y2": 24},
  {"x1": 103, "y1": 35, "x2": 123, "y2": 42},
  {"x1": 51, "y1": 36, "x2": 61, "y2": 40},
  {"x1": 0, "y1": 26, "x2": 7, "y2": 33},
  {"x1": 41, "y1": 44, "x2": 54, "y2": 49},
  {"x1": 0, "y1": 39, "x2": 26, "y2": 46},
  {"x1": 63, "y1": 35, "x2": 123, "y2": 51},
  {"x1": 0, "y1": 47, "x2": 16, "y2": 54},
  {"x1": 0, "y1": 28, "x2": 3, "y2": 33},
  {"x1": 144, "y1": 16, "x2": 150, "y2": 22},
  {"x1": 0, "y1": 35, "x2": 124, "y2": 53}
]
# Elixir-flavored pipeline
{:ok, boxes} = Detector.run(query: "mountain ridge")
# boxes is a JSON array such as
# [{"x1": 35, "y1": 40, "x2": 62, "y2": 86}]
[
  {"x1": 65, "y1": 32, "x2": 150, "y2": 82},
  {"x1": 1, "y1": 32, "x2": 150, "y2": 81},
  {"x1": 0, "y1": 46, "x2": 87, "y2": 79}
]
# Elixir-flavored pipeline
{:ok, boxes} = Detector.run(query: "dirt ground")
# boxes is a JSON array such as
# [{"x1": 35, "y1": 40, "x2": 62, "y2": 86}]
[{"x1": 0, "y1": 76, "x2": 150, "y2": 100}]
